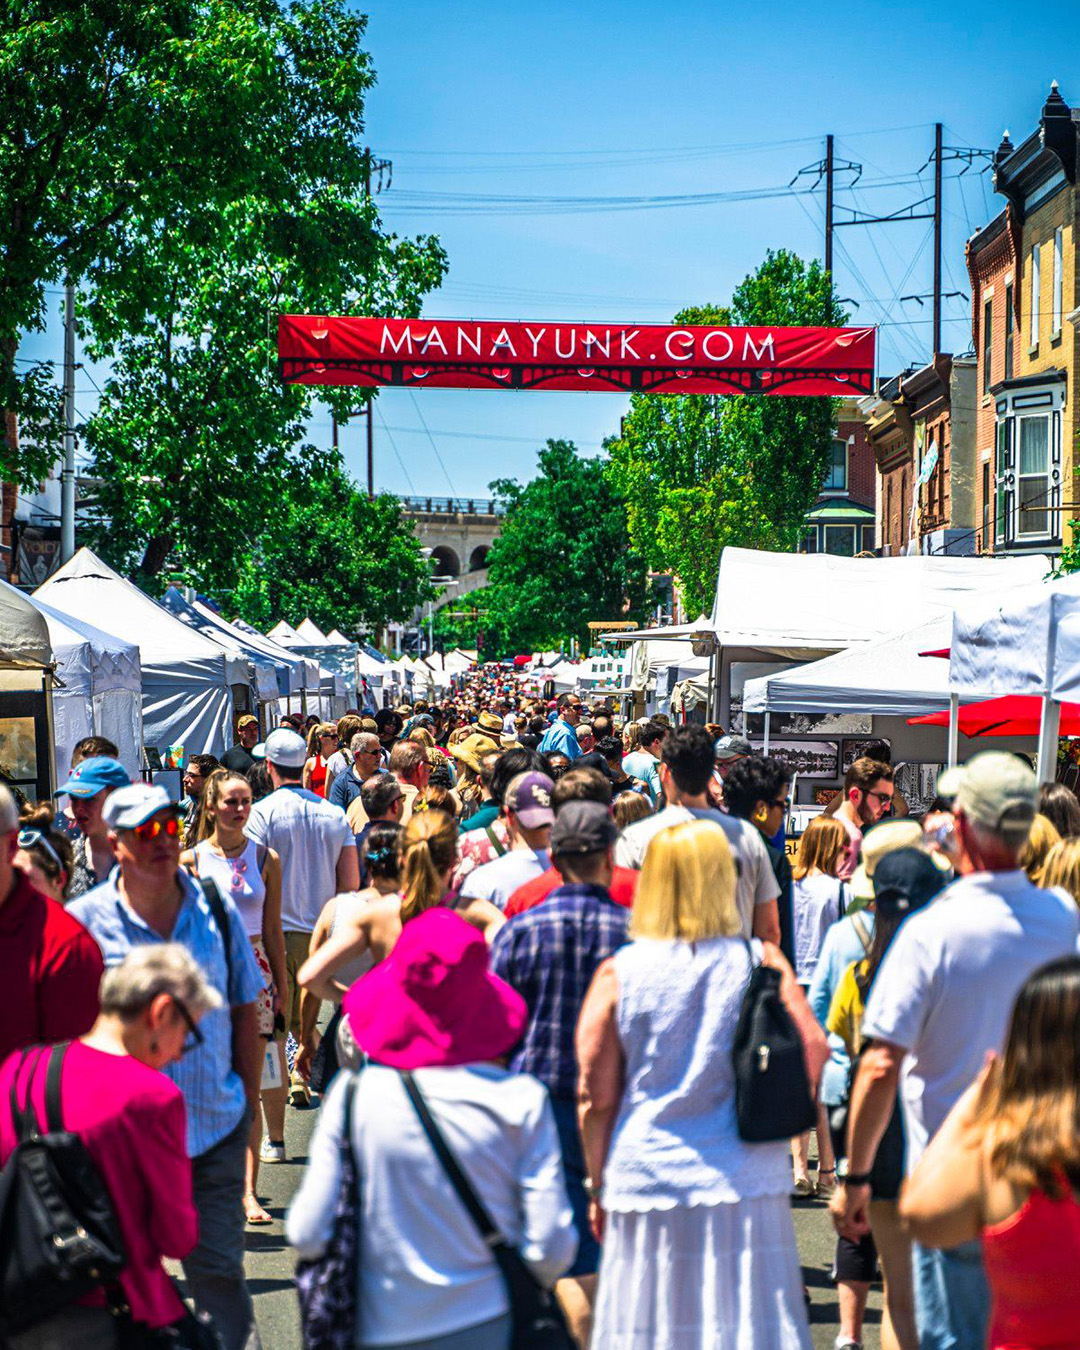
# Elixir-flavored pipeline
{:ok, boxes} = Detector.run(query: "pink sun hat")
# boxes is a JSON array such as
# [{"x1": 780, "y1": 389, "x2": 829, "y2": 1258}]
[{"x1": 343, "y1": 908, "x2": 527, "y2": 1070}]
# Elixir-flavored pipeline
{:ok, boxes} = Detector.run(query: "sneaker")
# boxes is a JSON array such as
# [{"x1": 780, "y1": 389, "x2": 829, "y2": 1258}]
[
  {"x1": 836, "y1": 1339, "x2": 863, "y2": 1350},
  {"x1": 260, "y1": 1138, "x2": 287, "y2": 1164}
]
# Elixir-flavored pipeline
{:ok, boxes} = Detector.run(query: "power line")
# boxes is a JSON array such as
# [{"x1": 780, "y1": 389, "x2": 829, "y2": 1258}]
[
  {"x1": 373, "y1": 405, "x2": 419, "y2": 496},
  {"x1": 406, "y1": 390, "x2": 458, "y2": 498}
]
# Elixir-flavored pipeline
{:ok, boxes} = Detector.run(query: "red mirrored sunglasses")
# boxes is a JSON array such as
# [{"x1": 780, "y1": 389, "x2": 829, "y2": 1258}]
[{"x1": 131, "y1": 815, "x2": 181, "y2": 842}]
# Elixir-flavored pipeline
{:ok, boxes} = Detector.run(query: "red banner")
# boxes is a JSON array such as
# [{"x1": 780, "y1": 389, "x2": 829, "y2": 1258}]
[{"x1": 278, "y1": 316, "x2": 875, "y2": 396}]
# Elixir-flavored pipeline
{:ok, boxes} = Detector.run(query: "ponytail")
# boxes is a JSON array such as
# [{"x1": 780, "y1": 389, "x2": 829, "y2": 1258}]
[{"x1": 399, "y1": 810, "x2": 458, "y2": 923}]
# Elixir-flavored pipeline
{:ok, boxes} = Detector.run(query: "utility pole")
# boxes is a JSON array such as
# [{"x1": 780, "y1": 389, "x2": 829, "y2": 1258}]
[
  {"x1": 932, "y1": 121, "x2": 944, "y2": 358},
  {"x1": 824, "y1": 134, "x2": 834, "y2": 278},
  {"x1": 60, "y1": 279, "x2": 76, "y2": 563},
  {"x1": 331, "y1": 414, "x2": 338, "y2": 452}
]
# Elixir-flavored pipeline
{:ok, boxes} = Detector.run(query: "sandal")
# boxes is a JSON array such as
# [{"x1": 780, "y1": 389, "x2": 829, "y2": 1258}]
[
  {"x1": 792, "y1": 1175, "x2": 814, "y2": 1197},
  {"x1": 815, "y1": 1167, "x2": 837, "y2": 1198},
  {"x1": 244, "y1": 1192, "x2": 273, "y2": 1225}
]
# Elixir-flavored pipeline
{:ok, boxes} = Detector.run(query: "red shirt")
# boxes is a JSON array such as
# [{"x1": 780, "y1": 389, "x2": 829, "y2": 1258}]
[
  {"x1": 505, "y1": 864, "x2": 638, "y2": 918},
  {"x1": 0, "y1": 870, "x2": 104, "y2": 1062}
]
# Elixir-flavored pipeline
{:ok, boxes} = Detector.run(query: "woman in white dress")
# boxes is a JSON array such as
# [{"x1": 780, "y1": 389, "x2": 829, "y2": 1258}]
[{"x1": 577, "y1": 818, "x2": 829, "y2": 1350}]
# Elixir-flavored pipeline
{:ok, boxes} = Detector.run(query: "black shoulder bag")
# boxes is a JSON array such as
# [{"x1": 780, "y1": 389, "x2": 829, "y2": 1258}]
[
  {"x1": 732, "y1": 940, "x2": 816, "y2": 1142},
  {"x1": 400, "y1": 1072, "x2": 574, "y2": 1350},
  {"x1": 0, "y1": 1044, "x2": 126, "y2": 1336}
]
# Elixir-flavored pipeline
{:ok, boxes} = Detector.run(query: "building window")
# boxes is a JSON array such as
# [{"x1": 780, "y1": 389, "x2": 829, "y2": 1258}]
[
  {"x1": 801, "y1": 526, "x2": 817, "y2": 553},
  {"x1": 995, "y1": 422, "x2": 1008, "y2": 544},
  {"x1": 885, "y1": 480, "x2": 893, "y2": 549},
  {"x1": 824, "y1": 525, "x2": 857, "y2": 556},
  {"x1": 981, "y1": 460, "x2": 990, "y2": 548},
  {"x1": 901, "y1": 470, "x2": 909, "y2": 546},
  {"x1": 861, "y1": 524, "x2": 875, "y2": 553},
  {"x1": 1029, "y1": 244, "x2": 1040, "y2": 347},
  {"x1": 982, "y1": 298, "x2": 993, "y2": 394},
  {"x1": 1004, "y1": 283, "x2": 1014, "y2": 381},
  {"x1": 1018, "y1": 415, "x2": 1051, "y2": 537},
  {"x1": 1052, "y1": 227, "x2": 1063, "y2": 335},
  {"x1": 823, "y1": 438, "x2": 847, "y2": 491}
]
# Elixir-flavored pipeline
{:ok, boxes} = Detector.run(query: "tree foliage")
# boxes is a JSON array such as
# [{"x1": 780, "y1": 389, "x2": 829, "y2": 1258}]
[
  {"x1": 605, "y1": 252, "x2": 847, "y2": 615},
  {"x1": 480, "y1": 439, "x2": 649, "y2": 656},
  {"x1": 73, "y1": 0, "x2": 445, "y2": 585},
  {"x1": 226, "y1": 456, "x2": 432, "y2": 636}
]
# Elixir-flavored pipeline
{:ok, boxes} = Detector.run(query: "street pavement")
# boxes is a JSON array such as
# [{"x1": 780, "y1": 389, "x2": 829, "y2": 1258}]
[{"x1": 245, "y1": 1102, "x2": 884, "y2": 1349}]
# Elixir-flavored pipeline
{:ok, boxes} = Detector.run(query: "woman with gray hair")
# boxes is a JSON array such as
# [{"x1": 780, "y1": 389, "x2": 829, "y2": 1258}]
[{"x1": 0, "y1": 945, "x2": 219, "y2": 1349}]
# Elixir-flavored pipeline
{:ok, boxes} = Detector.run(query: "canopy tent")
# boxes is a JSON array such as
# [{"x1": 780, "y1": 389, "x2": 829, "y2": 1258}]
[
  {"x1": 743, "y1": 616, "x2": 956, "y2": 719},
  {"x1": 230, "y1": 617, "x2": 317, "y2": 696},
  {"x1": 296, "y1": 617, "x2": 330, "y2": 644},
  {"x1": 37, "y1": 548, "x2": 235, "y2": 757},
  {"x1": 268, "y1": 619, "x2": 303, "y2": 645},
  {"x1": 35, "y1": 596, "x2": 143, "y2": 777},
  {"x1": 161, "y1": 589, "x2": 279, "y2": 704},
  {"x1": 326, "y1": 628, "x2": 351, "y2": 645},
  {"x1": 0, "y1": 580, "x2": 52, "y2": 674}
]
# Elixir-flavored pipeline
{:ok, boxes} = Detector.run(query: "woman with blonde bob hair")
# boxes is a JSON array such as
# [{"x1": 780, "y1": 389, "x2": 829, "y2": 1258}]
[
  {"x1": 1041, "y1": 836, "x2": 1080, "y2": 907},
  {"x1": 900, "y1": 956, "x2": 1080, "y2": 1345},
  {"x1": 577, "y1": 820, "x2": 827, "y2": 1350},
  {"x1": 1019, "y1": 812, "x2": 1061, "y2": 888}
]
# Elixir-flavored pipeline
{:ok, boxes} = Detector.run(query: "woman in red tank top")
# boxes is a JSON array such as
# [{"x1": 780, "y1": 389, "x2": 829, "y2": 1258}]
[
  {"x1": 901, "y1": 955, "x2": 1080, "y2": 1350},
  {"x1": 303, "y1": 723, "x2": 338, "y2": 797}
]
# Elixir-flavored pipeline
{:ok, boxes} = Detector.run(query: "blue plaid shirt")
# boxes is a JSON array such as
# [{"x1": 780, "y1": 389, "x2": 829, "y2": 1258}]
[
  {"x1": 490, "y1": 882, "x2": 629, "y2": 1101},
  {"x1": 68, "y1": 869, "x2": 265, "y2": 1157}
]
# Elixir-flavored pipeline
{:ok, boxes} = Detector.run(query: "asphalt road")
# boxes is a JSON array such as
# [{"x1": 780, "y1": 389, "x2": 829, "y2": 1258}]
[{"x1": 244, "y1": 1102, "x2": 883, "y2": 1350}]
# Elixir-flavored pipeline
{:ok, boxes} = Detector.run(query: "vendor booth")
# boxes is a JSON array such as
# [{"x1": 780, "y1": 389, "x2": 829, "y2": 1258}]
[{"x1": 0, "y1": 579, "x2": 60, "y2": 801}]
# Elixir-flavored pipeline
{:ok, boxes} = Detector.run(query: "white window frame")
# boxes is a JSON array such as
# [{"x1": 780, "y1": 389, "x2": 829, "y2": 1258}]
[
  {"x1": 1052, "y1": 227, "x2": 1063, "y2": 336},
  {"x1": 1030, "y1": 243, "x2": 1041, "y2": 349},
  {"x1": 823, "y1": 523, "x2": 858, "y2": 557},
  {"x1": 1016, "y1": 413, "x2": 1051, "y2": 539}
]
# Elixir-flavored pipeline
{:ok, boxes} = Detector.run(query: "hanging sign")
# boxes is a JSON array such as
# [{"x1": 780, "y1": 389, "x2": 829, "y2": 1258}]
[{"x1": 279, "y1": 316, "x2": 875, "y2": 397}]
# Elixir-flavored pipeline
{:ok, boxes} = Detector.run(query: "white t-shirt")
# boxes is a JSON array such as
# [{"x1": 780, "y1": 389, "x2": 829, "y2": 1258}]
[
  {"x1": 614, "y1": 805, "x2": 780, "y2": 938},
  {"x1": 792, "y1": 873, "x2": 847, "y2": 984},
  {"x1": 324, "y1": 749, "x2": 351, "y2": 797},
  {"x1": 502, "y1": 713, "x2": 518, "y2": 737},
  {"x1": 862, "y1": 869, "x2": 1079, "y2": 1170},
  {"x1": 459, "y1": 848, "x2": 552, "y2": 911},
  {"x1": 245, "y1": 785, "x2": 355, "y2": 932}
]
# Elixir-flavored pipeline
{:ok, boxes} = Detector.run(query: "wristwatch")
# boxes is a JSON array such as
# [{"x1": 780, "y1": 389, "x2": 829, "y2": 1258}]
[
  {"x1": 583, "y1": 1176, "x2": 602, "y2": 1200},
  {"x1": 843, "y1": 1171, "x2": 872, "y2": 1187}
]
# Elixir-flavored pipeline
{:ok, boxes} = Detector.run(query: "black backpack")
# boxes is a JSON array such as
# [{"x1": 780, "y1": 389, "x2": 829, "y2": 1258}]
[
  {"x1": 732, "y1": 941, "x2": 817, "y2": 1142},
  {"x1": 0, "y1": 1043, "x2": 126, "y2": 1335}
]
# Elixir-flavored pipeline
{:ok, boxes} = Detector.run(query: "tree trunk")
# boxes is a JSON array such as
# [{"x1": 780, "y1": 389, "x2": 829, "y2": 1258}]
[{"x1": 139, "y1": 534, "x2": 175, "y2": 578}]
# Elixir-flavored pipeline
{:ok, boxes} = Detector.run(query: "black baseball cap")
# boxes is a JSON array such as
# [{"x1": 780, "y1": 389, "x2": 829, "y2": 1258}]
[
  {"x1": 550, "y1": 801, "x2": 618, "y2": 855},
  {"x1": 872, "y1": 848, "x2": 946, "y2": 918}
]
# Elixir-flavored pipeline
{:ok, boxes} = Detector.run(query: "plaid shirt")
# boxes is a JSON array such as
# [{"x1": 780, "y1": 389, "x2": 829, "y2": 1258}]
[{"x1": 490, "y1": 882, "x2": 629, "y2": 1101}]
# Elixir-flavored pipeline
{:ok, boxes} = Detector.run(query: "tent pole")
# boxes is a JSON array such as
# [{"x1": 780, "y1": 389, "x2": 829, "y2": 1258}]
[
  {"x1": 947, "y1": 693, "x2": 959, "y2": 770},
  {"x1": 763, "y1": 710, "x2": 771, "y2": 756},
  {"x1": 1037, "y1": 696, "x2": 1062, "y2": 784}
]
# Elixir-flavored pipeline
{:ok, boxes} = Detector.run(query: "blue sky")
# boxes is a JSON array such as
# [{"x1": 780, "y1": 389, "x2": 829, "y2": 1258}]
[{"x1": 27, "y1": 1, "x2": 1080, "y2": 497}]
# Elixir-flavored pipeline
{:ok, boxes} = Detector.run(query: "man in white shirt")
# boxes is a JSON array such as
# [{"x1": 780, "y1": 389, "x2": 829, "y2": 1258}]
[
  {"x1": 459, "y1": 771, "x2": 554, "y2": 911},
  {"x1": 833, "y1": 752, "x2": 1079, "y2": 1350},
  {"x1": 615, "y1": 724, "x2": 780, "y2": 943},
  {"x1": 245, "y1": 728, "x2": 358, "y2": 1105}
]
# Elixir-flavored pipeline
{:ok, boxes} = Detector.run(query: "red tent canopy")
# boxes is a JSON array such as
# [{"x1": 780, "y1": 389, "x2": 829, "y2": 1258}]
[{"x1": 910, "y1": 694, "x2": 1080, "y2": 738}]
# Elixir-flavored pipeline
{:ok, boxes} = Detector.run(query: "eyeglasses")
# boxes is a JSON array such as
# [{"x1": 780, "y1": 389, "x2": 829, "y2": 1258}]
[
  {"x1": 771, "y1": 797, "x2": 791, "y2": 811},
  {"x1": 865, "y1": 789, "x2": 894, "y2": 807},
  {"x1": 17, "y1": 828, "x2": 64, "y2": 875},
  {"x1": 172, "y1": 997, "x2": 204, "y2": 1056},
  {"x1": 130, "y1": 815, "x2": 181, "y2": 842}
]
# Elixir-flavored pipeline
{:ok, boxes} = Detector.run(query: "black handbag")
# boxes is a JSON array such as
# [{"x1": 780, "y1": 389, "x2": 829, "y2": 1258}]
[
  {"x1": 0, "y1": 1045, "x2": 126, "y2": 1336},
  {"x1": 295, "y1": 1073, "x2": 361, "y2": 1350},
  {"x1": 308, "y1": 1006, "x2": 344, "y2": 1097},
  {"x1": 109, "y1": 1294, "x2": 223, "y2": 1349},
  {"x1": 732, "y1": 941, "x2": 816, "y2": 1143},
  {"x1": 400, "y1": 1072, "x2": 574, "y2": 1350}
]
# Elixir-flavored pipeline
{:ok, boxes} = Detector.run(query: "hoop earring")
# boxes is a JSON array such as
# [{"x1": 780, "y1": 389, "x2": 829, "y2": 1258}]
[{"x1": 753, "y1": 807, "x2": 769, "y2": 827}]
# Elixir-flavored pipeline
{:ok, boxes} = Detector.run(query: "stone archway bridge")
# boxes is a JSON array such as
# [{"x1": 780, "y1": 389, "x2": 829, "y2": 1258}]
[{"x1": 399, "y1": 496, "x2": 503, "y2": 613}]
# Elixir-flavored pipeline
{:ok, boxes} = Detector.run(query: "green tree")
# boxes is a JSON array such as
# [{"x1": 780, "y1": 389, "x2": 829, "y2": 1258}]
[
  {"x1": 77, "y1": 0, "x2": 445, "y2": 584},
  {"x1": 433, "y1": 596, "x2": 488, "y2": 654},
  {"x1": 481, "y1": 439, "x2": 649, "y2": 656},
  {"x1": 227, "y1": 456, "x2": 432, "y2": 635},
  {"x1": 1, "y1": 0, "x2": 335, "y2": 481},
  {"x1": 606, "y1": 252, "x2": 847, "y2": 615}
]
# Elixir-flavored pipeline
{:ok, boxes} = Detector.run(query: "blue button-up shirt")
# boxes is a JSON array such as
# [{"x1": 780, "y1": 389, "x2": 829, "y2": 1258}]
[
  {"x1": 68, "y1": 869, "x2": 265, "y2": 1157},
  {"x1": 807, "y1": 910, "x2": 876, "y2": 1106},
  {"x1": 537, "y1": 718, "x2": 582, "y2": 762},
  {"x1": 490, "y1": 881, "x2": 629, "y2": 1101}
]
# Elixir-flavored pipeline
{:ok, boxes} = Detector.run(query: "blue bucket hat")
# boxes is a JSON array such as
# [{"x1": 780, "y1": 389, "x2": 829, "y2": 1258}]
[{"x1": 54, "y1": 756, "x2": 131, "y2": 799}]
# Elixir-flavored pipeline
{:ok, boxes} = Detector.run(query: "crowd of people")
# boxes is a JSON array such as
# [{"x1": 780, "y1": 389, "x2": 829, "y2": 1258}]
[{"x1": 4, "y1": 678, "x2": 1080, "y2": 1350}]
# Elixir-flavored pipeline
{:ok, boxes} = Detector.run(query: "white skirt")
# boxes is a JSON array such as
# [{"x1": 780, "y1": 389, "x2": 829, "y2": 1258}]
[{"x1": 591, "y1": 1197, "x2": 811, "y2": 1350}]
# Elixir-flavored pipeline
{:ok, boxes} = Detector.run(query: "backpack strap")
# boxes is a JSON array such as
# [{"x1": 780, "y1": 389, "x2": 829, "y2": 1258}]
[
  {"x1": 852, "y1": 912, "x2": 872, "y2": 955},
  {"x1": 255, "y1": 842, "x2": 269, "y2": 874},
  {"x1": 42, "y1": 1044, "x2": 67, "y2": 1134},
  {"x1": 8, "y1": 1047, "x2": 37, "y2": 1141},
  {"x1": 199, "y1": 876, "x2": 234, "y2": 1000},
  {"x1": 484, "y1": 825, "x2": 507, "y2": 858}
]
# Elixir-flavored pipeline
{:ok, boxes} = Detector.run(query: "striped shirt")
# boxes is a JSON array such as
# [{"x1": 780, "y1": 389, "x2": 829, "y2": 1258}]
[{"x1": 68, "y1": 869, "x2": 264, "y2": 1157}]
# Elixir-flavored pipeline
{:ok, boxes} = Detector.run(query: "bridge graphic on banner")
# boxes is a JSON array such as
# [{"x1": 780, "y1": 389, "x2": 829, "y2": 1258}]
[{"x1": 278, "y1": 317, "x2": 876, "y2": 398}]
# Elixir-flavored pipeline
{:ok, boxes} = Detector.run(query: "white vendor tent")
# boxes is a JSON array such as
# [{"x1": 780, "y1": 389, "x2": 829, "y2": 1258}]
[
  {"x1": 161, "y1": 588, "x2": 280, "y2": 705},
  {"x1": 296, "y1": 617, "x2": 331, "y2": 644},
  {"x1": 268, "y1": 619, "x2": 304, "y2": 645},
  {"x1": 37, "y1": 548, "x2": 236, "y2": 757},
  {"x1": 35, "y1": 596, "x2": 143, "y2": 778},
  {"x1": 231, "y1": 617, "x2": 317, "y2": 697}
]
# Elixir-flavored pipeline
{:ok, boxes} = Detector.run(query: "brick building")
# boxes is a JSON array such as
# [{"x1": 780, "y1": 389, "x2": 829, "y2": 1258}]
[
  {"x1": 904, "y1": 355, "x2": 978, "y2": 554},
  {"x1": 863, "y1": 373, "x2": 915, "y2": 555},
  {"x1": 967, "y1": 83, "x2": 1080, "y2": 556},
  {"x1": 800, "y1": 397, "x2": 877, "y2": 555}
]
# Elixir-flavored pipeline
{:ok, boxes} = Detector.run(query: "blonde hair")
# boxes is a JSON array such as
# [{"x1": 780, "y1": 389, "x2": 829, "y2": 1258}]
[
  {"x1": 307, "y1": 722, "x2": 337, "y2": 757},
  {"x1": 613, "y1": 791, "x2": 652, "y2": 831},
  {"x1": 792, "y1": 814, "x2": 848, "y2": 880},
  {"x1": 399, "y1": 810, "x2": 459, "y2": 923},
  {"x1": 1041, "y1": 837, "x2": 1080, "y2": 907},
  {"x1": 1020, "y1": 813, "x2": 1062, "y2": 887},
  {"x1": 99, "y1": 944, "x2": 222, "y2": 1020},
  {"x1": 408, "y1": 727, "x2": 436, "y2": 750},
  {"x1": 630, "y1": 820, "x2": 741, "y2": 941}
]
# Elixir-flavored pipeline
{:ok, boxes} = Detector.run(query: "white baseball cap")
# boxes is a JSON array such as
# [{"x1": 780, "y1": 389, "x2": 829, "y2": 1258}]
[
  {"x1": 263, "y1": 727, "x2": 308, "y2": 769},
  {"x1": 103, "y1": 783, "x2": 180, "y2": 831}
]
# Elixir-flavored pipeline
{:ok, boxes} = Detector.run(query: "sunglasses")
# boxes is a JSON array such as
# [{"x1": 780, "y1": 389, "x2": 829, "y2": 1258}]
[
  {"x1": 130, "y1": 815, "x2": 182, "y2": 842},
  {"x1": 172, "y1": 997, "x2": 204, "y2": 1056},
  {"x1": 865, "y1": 789, "x2": 894, "y2": 807},
  {"x1": 771, "y1": 797, "x2": 791, "y2": 811},
  {"x1": 17, "y1": 828, "x2": 64, "y2": 875}
]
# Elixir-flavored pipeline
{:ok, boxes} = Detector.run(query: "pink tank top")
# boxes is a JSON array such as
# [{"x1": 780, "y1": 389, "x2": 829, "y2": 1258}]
[{"x1": 982, "y1": 1185, "x2": 1080, "y2": 1349}]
